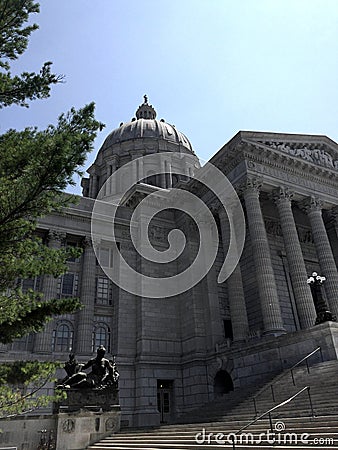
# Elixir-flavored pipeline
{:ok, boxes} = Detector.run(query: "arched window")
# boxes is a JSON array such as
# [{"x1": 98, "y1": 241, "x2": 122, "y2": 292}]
[
  {"x1": 92, "y1": 323, "x2": 110, "y2": 353},
  {"x1": 52, "y1": 322, "x2": 73, "y2": 352}
]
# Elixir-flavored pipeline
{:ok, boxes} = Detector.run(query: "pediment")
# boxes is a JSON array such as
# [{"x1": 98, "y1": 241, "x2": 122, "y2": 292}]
[{"x1": 243, "y1": 134, "x2": 338, "y2": 171}]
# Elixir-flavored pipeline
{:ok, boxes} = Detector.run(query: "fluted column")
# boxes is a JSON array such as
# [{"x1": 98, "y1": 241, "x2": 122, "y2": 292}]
[
  {"x1": 76, "y1": 237, "x2": 96, "y2": 354},
  {"x1": 242, "y1": 179, "x2": 285, "y2": 335},
  {"x1": 218, "y1": 208, "x2": 249, "y2": 342},
  {"x1": 273, "y1": 187, "x2": 316, "y2": 328},
  {"x1": 34, "y1": 231, "x2": 65, "y2": 353},
  {"x1": 301, "y1": 196, "x2": 338, "y2": 318}
]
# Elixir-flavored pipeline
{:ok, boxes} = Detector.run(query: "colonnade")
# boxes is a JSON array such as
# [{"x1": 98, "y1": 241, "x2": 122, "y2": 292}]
[{"x1": 219, "y1": 178, "x2": 338, "y2": 339}]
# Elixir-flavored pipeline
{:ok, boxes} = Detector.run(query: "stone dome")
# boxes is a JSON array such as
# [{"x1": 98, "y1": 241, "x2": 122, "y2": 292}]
[{"x1": 101, "y1": 95, "x2": 195, "y2": 154}]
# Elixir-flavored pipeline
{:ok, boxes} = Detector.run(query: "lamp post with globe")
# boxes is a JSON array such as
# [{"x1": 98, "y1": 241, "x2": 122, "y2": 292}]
[{"x1": 307, "y1": 271, "x2": 336, "y2": 324}]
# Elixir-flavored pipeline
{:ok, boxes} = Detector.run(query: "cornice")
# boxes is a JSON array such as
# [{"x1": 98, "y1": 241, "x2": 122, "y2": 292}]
[
  {"x1": 243, "y1": 138, "x2": 338, "y2": 176},
  {"x1": 243, "y1": 146, "x2": 338, "y2": 192}
]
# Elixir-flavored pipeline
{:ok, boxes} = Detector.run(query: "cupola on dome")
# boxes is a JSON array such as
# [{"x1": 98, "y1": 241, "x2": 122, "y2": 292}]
[{"x1": 101, "y1": 95, "x2": 195, "y2": 154}]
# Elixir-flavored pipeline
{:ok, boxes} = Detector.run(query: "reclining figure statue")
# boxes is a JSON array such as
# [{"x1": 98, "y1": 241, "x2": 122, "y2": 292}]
[{"x1": 59, "y1": 345, "x2": 119, "y2": 390}]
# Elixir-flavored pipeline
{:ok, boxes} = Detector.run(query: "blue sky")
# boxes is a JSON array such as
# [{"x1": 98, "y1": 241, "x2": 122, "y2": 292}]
[{"x1": 2, "y1": 0, "x2": 338, "y2": 194}]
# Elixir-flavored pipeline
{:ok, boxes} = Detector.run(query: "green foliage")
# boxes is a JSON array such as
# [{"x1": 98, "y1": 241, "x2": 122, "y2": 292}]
[
  {"x1": 0, "y1": 0, "x2": 105, "y2": 417},
  {"x1": 0, "y1": 0, "x2": 62, "y2": 107},
  {"x1": 0, "y1": 102, "x2": 103, "y2": 343},
  {"x1": 0, "y1": 361, "x2": 66, "y2": 418}
]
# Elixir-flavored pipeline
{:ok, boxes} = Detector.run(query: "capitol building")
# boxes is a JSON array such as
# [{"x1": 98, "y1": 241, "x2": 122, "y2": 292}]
[{"x1": 2, "y1": 96, "x2": 338, "y2": 429}]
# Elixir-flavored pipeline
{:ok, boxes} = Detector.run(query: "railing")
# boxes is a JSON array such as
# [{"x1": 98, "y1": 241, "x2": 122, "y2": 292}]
[
  {"x1": 232, "y1": 386, "x2": 314, "y2": 449},
  {"x1": 252, "y1": 346, "x2": 322, "y2": 416}
]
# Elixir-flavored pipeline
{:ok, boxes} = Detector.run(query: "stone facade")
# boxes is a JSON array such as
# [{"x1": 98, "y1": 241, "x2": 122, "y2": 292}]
[{"x1": 2, "y1": 98, "x2": 338, "y2": 435}]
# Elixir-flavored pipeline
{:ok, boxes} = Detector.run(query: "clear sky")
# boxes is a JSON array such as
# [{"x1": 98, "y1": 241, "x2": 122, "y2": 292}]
[{"x1": 2, "y1": 0, "x2": 338, "y2": 194}]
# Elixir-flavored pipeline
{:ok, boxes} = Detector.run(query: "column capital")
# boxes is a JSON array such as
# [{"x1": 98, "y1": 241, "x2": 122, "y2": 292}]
[
  {"x1": 106, "y1": 154, "x2": 120, "y2": 164},
  {"x1": 238, "y1": 177, "x2": 263, "y2": 196},
  {"x1": 272, "y1": 186, "x2": 294, "y2": 204},
  {"x1": 83, "y1": 235, "x2": 102, "y2": 250},
  {"x1": 300, "y1": 196, "x2": 323, "y2": 214}
]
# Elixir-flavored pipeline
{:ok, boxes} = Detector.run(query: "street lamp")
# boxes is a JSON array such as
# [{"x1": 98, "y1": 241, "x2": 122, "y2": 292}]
[{"x1": 307, "y1": 271, "x2": 336, "y2": 325}]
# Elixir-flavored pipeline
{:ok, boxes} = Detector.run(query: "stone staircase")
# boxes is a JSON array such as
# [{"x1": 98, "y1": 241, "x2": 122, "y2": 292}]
[{"x1": 87, "y1": 359, "x2": 338, "y2": 449}]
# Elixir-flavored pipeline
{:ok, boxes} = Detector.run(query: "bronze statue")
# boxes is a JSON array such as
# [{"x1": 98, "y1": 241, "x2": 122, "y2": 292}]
[{"x1": 59, "y1": 346, "x2": 119, "y2": 390}]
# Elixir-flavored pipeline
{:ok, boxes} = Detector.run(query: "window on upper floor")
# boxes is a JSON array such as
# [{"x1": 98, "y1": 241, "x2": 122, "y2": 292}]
[
  {"x1": 52, "y1": 322, "x2": 74, "y2": 352},
  {"x1": 92, "y1": 323, "x2": 111, "y2": 353},
  {"x1": 66, "y1": 241, "x2": 81, "y2": 263},
  {"x1": 223, "y1": 319, "x2": 233, "y2": 340},
  {"x1": 95, "y1": 276, "x2": 111, "y2": 305},
  {"x1": 57, "y1": 273, "x2": 79, "y2": 297},
  {"x1": 19, "y1": 276, "x2": 42, "y2": 293}
]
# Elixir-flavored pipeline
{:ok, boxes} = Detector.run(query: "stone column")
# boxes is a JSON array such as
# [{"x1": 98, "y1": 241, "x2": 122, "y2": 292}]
[
  {"x1": 218, "y1": 208, "x2": 249, "y2": 342},
  {"x1": 166, "y1": 161, "x2": 172, "y2": 189},
  {"x1": 301, "y1": 196, "x2": 338, "y2": 318},
  {"x1": 107, "y1": 163, "x2": 113, "y2": 196},
  {"x1": 34, "y1": 231, "x2": 65, "y2": 353},
  {"x1": 160, "y1": 158, "x2": 166, "y2": 188},
  {"x1": 88, "y1": 171, "x2": 98, "y2": 198},
  {"x1": 273, "y1": 187, "x2": 316, "y2": 328},
  {"x1": 76, "y1": 237, "x2": 96, "y2": 354},
  {"x1": 103, "y1": 155, "x2": 120, "y2": 197},
  {"x1": 242, "y1": 179, "x2": 285, "y2": 335},
  {"x1": 199, "y1": 218, "x2": 225, "y2": 348}
]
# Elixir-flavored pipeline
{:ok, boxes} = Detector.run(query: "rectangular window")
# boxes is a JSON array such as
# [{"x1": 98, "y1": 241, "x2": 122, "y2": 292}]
[
  {"x1": 21, "y1": 276, "x2": 41, "y2": 293},
  {"x1": 66, "y1": 241, "x2": 81, "y2": 263},
  {"x1": 96, "y1": 244, "x2": 120, "y2": 267},
  {"x1": 223, "y1": 319, "x2": 233, "y2": 340},
  {"x1": 100, "y1": 248, "x2": 110, "y2": 267},
  {"x1": 96, "y1": 277, "x2": 111, "y2": 305},
  {"x1": 57, "y1": 273, "x2": 78, "y2": 297}
]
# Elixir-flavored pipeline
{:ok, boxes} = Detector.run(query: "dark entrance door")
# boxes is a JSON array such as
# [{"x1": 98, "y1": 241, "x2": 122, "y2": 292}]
[
  {"x1": 157, "y1": 380, "x2": 173, "y2": 423},
  {"x1": 213, "y1": 370, "x2": 234, "y2": 396}
]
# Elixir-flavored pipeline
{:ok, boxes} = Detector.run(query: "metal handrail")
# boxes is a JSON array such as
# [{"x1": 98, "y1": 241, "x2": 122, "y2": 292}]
[
  {"x1": 232, "y1": 386, "x2": 314, "y2": 449},
  {"x1": 251, "y1": 346, "x2": 322, "y2": 415}
]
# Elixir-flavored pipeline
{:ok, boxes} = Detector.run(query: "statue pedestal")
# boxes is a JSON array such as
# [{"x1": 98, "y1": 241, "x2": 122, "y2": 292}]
[
  {"x1": 56, "y1": 386, "x2": 119, "y2": 412},
  {"x1": 55, "y1": 386, "x2": 120, "y2": 449},
  {"x1": 56, "y1": 407, "x2": 120, "y2": 450}
]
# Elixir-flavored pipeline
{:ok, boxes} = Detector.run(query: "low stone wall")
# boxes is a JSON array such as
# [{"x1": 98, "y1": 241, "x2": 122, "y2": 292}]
[
  {"x1": 0, "y1": 407, "x2": 120, "y2": 450},
  {"x1": 56, "y1": 408, "x2": 120, "y2": 450},
  {"x1": 0, "y1": 414, "x2": 57, "y2": 450},
  {"x1": 221, "y1": 321, "x2": 338, "y2": 388}
]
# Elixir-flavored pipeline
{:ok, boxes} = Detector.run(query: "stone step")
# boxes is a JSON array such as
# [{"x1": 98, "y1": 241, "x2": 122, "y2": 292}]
[
  {"x1": 89, "y1": 361, "x2": 338, "y2": 449},
  {"x1": 89, "y1": 442, "x2": 338, "y2": 449},
  {"x1": 89, "y1": 447, "x2": 338, "y2": 450},
  {"x1": 177, "y1": 364, "x2": 338, "y2": 423}
]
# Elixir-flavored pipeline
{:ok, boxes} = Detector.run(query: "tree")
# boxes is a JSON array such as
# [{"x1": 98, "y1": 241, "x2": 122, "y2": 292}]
[
  {"x1": 0, "y1": 0, "x2": 62, "y2": 107},
  {"x1": 0, "y1": 1, "x2": 104, "y2": 416}
]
